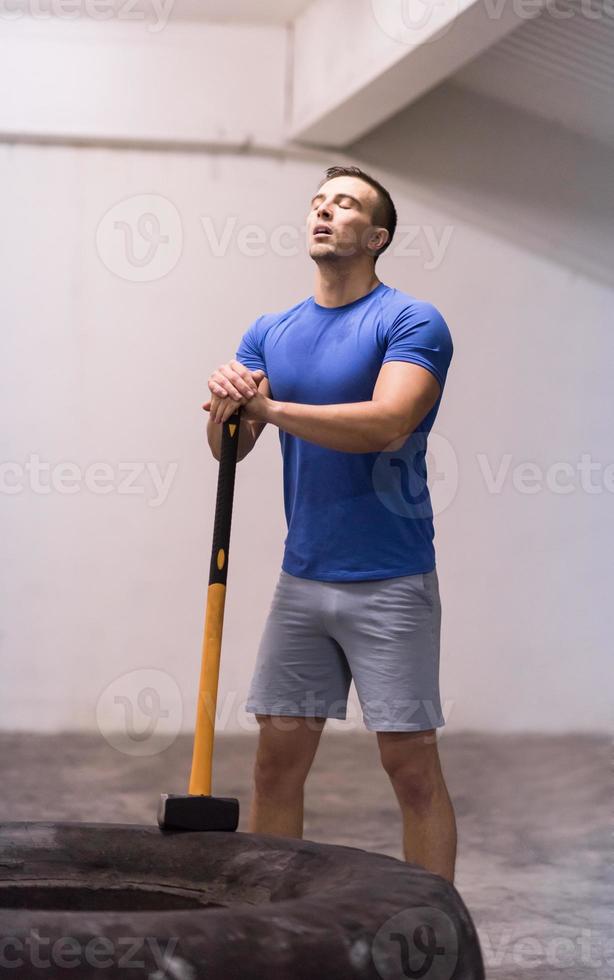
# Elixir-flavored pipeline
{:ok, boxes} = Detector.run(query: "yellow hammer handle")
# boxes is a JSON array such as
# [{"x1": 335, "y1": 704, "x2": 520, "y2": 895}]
[{"x1": 188, "y1": 408, "x2": 241, "y2": 796}]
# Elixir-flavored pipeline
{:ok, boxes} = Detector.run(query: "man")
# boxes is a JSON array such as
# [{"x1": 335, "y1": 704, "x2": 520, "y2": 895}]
[{"x1": 202, "y1": 166, "x2": 456, "y2": 883}]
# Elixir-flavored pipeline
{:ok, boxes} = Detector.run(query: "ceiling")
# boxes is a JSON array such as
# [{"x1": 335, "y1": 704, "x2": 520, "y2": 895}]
[
  {"x1": 451, "y1": 0, "x2": 614, "y2": 149},
  {"x1": 9, "y1": 0, "x2": 614, "y2": 150}
]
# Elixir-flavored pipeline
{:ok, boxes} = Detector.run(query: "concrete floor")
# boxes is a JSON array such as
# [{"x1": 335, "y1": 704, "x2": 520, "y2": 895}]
[{"x1": 0, "y1": 731, "x2": 611, "y2": 980}]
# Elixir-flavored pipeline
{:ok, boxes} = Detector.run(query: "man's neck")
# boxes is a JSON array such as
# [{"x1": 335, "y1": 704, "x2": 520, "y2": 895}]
[{"x1": 313, "y1": 261, "x2": 381, "y2": 309}]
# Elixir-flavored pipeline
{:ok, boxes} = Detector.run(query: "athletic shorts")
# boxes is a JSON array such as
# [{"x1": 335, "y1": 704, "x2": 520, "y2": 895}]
[{"x1": 245, "y1": 567, "x2": 444, "y2": 732}]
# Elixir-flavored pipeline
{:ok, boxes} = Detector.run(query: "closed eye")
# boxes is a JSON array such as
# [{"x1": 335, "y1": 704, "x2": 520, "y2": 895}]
[{"x1": 310, "y1": 194, "x2": 359, "y2": 210}]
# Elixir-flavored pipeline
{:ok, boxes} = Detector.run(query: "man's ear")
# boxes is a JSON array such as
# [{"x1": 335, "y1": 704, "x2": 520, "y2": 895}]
[{"x1": 369, "y1": 227, "x2": 388, "y2": 255}]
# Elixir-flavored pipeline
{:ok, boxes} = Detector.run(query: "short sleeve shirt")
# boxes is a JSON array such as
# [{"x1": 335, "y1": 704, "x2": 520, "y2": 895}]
[{"x1": 235, "y1": 281, "x2": 453, "y2": 581}]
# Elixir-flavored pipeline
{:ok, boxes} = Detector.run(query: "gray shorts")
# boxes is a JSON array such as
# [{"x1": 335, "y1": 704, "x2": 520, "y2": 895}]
[{"x1": 245, "y1": 567, "x2": 444, "y2": 732}]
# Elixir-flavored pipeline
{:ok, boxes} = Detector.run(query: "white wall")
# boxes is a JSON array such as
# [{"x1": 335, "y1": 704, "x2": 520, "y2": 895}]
[
  {"x1": 1, "y1": 84, "x2": 611, "y2": 737},
  {"x1": 351, "y1": 84, "x2": 614, "y2": 733},
  {"x1": 0, "y1": 17, "x2": 288, "y2": 147}
]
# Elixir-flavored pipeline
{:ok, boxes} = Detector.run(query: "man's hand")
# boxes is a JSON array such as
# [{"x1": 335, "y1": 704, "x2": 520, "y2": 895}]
[{"x1": 202, "y1": 360, "x2": 267, "y2": 424}]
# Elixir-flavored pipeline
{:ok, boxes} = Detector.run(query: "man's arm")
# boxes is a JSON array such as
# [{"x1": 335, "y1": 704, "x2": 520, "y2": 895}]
[
  {"x1": 252, "y1": 361, "x2": 441, "y2": 453},
  {"x1": 207, "y1": 376, "x2": 271, "y2": 461}
]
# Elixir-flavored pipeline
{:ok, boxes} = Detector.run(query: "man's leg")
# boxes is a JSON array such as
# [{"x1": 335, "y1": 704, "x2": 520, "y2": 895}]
[
  {"x1": 248, "y1": 713, "x2": 327, "y2": 838},
  {"x1": 377, "y1": 729, "x2": 457, "y2": 883}
]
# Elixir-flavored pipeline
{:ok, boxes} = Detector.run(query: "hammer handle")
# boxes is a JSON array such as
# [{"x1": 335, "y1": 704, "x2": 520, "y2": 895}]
[{"x1": 189, "y1": 406, "x2": 241, "y2": 796}]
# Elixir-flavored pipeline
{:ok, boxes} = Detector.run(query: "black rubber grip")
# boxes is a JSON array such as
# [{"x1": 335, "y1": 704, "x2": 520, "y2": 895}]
[{"x1": 208, "y1": 406, "x2": 242, "y2": 586}]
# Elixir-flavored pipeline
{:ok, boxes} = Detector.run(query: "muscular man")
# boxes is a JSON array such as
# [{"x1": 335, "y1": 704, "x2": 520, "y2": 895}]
[{"x1": 202, "y1": 165, "x2": 456, "y2": 882}]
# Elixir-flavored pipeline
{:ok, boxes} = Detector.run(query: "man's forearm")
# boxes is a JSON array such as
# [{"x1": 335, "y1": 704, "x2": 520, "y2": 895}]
[
  {"x1": 207, "y1": 412, "x2": 255, "y2": 461},
  {"x1": 266, "y1": 399, "x2": 405, "y2": 453}
]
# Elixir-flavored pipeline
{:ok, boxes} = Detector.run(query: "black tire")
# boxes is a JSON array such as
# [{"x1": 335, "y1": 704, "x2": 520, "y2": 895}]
[{"x1": 0, "y1": 822, "x2": 484, "y2": 980}]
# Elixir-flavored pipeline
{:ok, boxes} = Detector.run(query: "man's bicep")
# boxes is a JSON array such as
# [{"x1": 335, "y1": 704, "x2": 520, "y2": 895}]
[{"x1": 372, "y1": 360, "x2": 441, "y2": 441}]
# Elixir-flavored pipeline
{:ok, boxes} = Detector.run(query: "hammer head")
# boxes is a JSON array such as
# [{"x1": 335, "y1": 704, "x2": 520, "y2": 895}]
[{"x1": 158, "y1": 794, "x2": 239, "y2": 832}]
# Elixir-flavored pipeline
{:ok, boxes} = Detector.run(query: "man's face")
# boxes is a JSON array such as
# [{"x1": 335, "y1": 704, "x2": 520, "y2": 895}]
[{"x1": 307, "y1": 176, "x2": 386, "y2": 262}]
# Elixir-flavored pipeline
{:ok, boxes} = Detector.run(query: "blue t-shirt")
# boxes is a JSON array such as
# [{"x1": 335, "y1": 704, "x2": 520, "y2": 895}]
[{"x1": 235, "y1": 281, "x2": 453, "y2": 581}]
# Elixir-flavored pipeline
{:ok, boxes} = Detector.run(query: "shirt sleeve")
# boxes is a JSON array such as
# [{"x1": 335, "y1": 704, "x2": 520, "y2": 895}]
[
  {"x1": 382, "y1": 301, "x2": 453, "y2": 391},
  {"x1": 235, "y1": 315, "x2": 267, "y2": 373}
]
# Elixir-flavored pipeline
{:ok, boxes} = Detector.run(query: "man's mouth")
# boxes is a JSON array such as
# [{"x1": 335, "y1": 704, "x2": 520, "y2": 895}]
[{"x1": 313, "y1": 225, "x2": 333, "y2": 236}]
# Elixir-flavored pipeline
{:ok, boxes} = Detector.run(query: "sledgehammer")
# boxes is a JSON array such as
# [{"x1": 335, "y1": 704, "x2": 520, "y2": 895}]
[{"x1": 158, "y1": 406, "x2": 242, "y2": 832}]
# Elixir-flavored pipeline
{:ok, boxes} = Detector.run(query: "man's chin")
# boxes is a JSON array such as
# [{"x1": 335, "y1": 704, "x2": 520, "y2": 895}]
[{"x1": 309, "y1": 243, "x2": 342, "y2": 261}]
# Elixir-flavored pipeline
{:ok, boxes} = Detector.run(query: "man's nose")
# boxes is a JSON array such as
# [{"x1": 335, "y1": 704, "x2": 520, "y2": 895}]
[{"x1": 317, "y1": 202, "x2": 332, "y2": 219}]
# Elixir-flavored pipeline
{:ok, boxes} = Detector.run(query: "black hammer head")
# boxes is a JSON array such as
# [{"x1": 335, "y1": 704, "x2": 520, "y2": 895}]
[{"x1": 158, "y1": 794, "x2": 239, "y2": 832}]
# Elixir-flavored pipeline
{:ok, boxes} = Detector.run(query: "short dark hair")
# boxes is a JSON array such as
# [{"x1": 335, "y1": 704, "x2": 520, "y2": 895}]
[{"x1": 317, "y1": 165, "x2": 397, "y2": 260}]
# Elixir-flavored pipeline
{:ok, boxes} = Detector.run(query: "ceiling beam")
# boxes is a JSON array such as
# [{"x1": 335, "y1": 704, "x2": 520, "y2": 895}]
[{"x1": 289, "y1": 0, "x2": 547, "y2": 147}]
